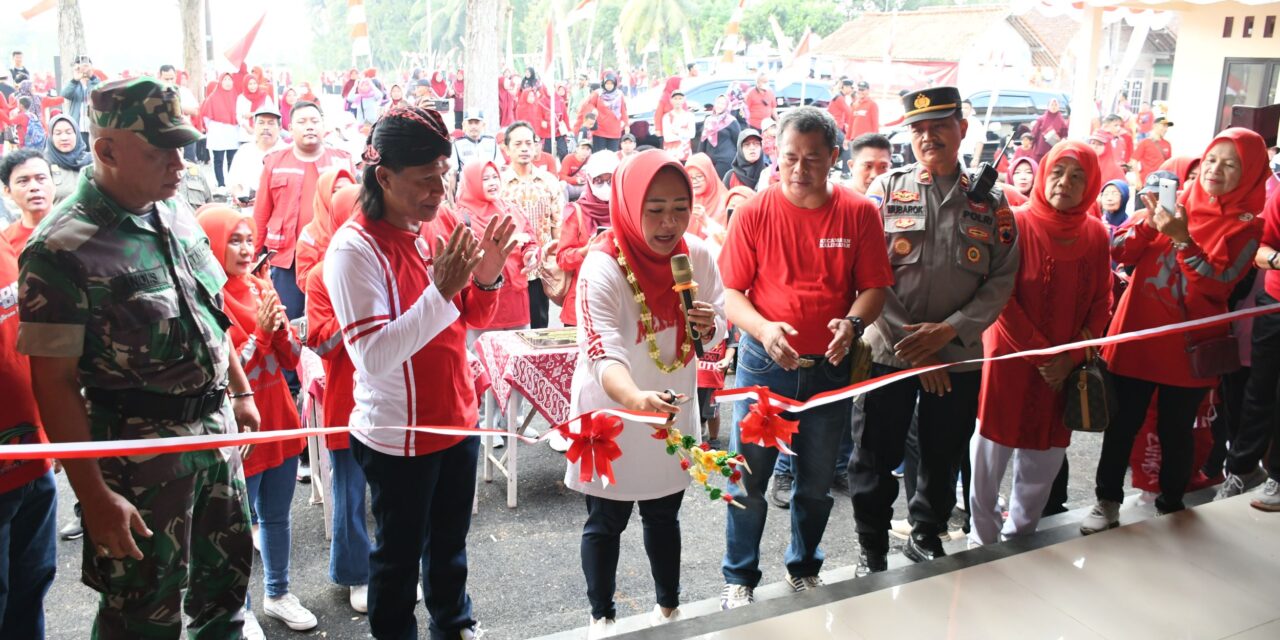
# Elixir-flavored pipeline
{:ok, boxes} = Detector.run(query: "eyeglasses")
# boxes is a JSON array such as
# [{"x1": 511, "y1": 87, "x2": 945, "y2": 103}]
[{"x1": 591, "y1": 175, "x2": 612, "y2": 187}]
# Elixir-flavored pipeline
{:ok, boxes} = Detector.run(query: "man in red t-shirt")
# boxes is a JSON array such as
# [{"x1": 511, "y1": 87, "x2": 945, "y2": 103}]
[
  {"x1": 1132, "y1": 116, "x2": 1173, "y2": 183},
  {"x1": 0, "y1": 149, "x2": 54, "y2": 253},
  {"x1": 1103, "y1": 113, "x2": 1134, "y2": 165},
  {"x1": 717, "y1": 106, "x2": 891, "y2": 608},
  {"x1": 849, "y1": 81, "x2": 880, "y2": 140},
  {"x1": 744, "y1": 72, "x2": 778, "y2": 130},
  {"x1": 0, "y1": 236, "x2": 56, "y2": 636},
  {"x1": 254, "y1": 100, "x2": 354, "y2": 324}
]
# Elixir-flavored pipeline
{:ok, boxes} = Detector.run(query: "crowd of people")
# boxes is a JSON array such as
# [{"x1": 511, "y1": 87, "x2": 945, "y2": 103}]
[{"x1": 0, "y1": 47, "x2": 1279, "y2": 640}]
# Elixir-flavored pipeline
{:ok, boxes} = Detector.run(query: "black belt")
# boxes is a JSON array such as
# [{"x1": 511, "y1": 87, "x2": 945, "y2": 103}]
[{"x1": 86, "y1": 386, "x2": 228, "y2": 423}]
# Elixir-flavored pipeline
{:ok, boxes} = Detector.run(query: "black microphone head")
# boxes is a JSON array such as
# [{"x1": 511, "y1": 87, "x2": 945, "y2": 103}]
[{"x1": 670, "y1": 253, "x2": 694, "y2": 285}]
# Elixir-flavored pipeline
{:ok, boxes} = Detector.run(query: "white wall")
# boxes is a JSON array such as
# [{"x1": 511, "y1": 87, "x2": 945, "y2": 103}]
[{"x1": 1168, "y1": 1, "x2": 1280, "y2": 155}]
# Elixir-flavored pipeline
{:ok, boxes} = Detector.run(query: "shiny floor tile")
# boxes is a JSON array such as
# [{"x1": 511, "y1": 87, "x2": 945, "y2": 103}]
[{"x1": 689, "y1": 604, "x2": 867, "y2": 640}]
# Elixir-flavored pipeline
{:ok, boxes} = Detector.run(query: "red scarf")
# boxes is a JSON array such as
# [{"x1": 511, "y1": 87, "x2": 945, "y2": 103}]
[
  {"x1": 595, "y1": 150, "x2": 694, "y2": 365},
  {"x1": 1089, "y1": 130, "x2": 1125, "y2": 184},
  {"x1": 1159, "y1": 155, "x2": 1202, "y2": 188},
  {"x1": 1027, "y1": 141, "x2": 1102, "y2": 258},
  {"x1": 195, "y1": 207, "x2": 271, "y2": 336},
  {"x1": 1181, "y1": 127, "x2": 1270, "y2": 261},
  {"x1": 456, "y1": 161, "x2": 505, "y2": 223},
  {"x1": 200, "y1": 73, "x2": 240, "y2": 125},
  {"x1": 308, "y1": 168, "x2": 359, "y2": 244},
  {"x1": 686, "y1": 153, "x2": 727, "y2": 234}
]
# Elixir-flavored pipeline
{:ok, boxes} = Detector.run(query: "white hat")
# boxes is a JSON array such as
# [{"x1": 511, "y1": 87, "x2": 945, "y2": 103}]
[{"x1": 582, "y1": 150, "x2": 620, "y2": 178}]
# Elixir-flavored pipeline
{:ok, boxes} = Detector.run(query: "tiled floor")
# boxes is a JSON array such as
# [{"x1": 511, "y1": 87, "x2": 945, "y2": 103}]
[{"x1": 689, "y1": 496, "x2": 1280, "y2": 640}]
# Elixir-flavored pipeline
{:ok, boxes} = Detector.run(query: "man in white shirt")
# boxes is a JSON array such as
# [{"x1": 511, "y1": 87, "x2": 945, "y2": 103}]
[
  {"x1": 960, "y1": 100, "x2": 986, "y2": 167},
  {"x1": 451, "y1": 109, "x2": 501, "y2": 178},
  {"x1": 227, "y1": 105, "x2": 288, "y2": 204}
]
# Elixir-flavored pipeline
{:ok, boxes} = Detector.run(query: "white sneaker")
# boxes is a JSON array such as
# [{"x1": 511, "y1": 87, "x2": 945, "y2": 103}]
[
  {"x1": 488, "y1": 434, "x2": 505, "y2": 449},
  {"x1": 548, "y1": 430, "x2": 572, "y2": 453},
  {"x1": 417, "y1": 583, "x2": 424, "y2": 602},
  {"x1": 649, "y1": 604, "x2": 682, "y2": 626},
  {"x1": 587, "y1": 616, "x2": 617, "y2": 639},
  {"x1": 263, "y1": 592, "x2": 318, "y2": 631},
  {"x1": 251, "y1": 524, "x2": 260, "y2": 553},
  {"x1": 785, "y1": 573, "x2": 824, "y2": 592},
  {"x1": 1079, "y1": 500, "x2": 1121, "y2": 535},
  {"x1": 460, "y1": 624, "x2": 484, "y2": 639},
  {"x1": 243, "y1": 610, "x2": 265, "y2": 640},
  {"x1": 720, "y1": 583, "x2": 754, "y2": 610},
  {"x1": 349, "y1": 584, "x2": 368, "y2": 613}
]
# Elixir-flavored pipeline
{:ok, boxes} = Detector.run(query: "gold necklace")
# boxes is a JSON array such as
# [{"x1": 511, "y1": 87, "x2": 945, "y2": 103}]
[{"x1": 614, "y1": 239, "x2": 692, "y2": 373}]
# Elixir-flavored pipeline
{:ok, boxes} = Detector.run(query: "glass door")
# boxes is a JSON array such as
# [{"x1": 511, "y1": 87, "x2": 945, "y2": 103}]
[{"x1": 1217, "y1": 58, "x2": 1280, "y2": 132}]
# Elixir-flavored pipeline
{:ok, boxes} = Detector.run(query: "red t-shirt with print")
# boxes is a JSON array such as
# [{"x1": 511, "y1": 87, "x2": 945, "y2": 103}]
[{"x1": 718, "y1": 184, "x2": 894, "y2": 355}]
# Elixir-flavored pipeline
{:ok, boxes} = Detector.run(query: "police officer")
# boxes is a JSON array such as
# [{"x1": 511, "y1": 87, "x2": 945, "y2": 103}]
[
  {"x1": 852, "y1": 86, "x2": 1019, "y2": 574},
  {"x1": 18, "y1": 77, "x2": 258, "y2": 638}
]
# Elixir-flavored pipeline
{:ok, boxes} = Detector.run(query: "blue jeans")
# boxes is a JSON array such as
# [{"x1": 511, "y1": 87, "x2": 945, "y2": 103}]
[
  {"x1": 270, "y1": 264, "x2": 306, "y2": 394},
  {"x1": 723, "y1": 335, "x2": 852, "y2": 587},
  {"x1": 246, "y1": 456, "x2": 298, "y2": 598},
  {"x1": 329, "y1": 448, "x2": 370, "y2": 586},
  {"x1": 352, "y1": 437, "x2": 479, "y2": 640},
  {"x1": 773, "y1": 406, "x2": 857, "y2": 478},
  {"x1": 0, "y1": 469, "x2": 56, "y2": 638}
]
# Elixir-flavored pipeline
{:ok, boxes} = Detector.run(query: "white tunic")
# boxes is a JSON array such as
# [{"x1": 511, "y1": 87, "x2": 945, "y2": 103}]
[{"x1": 565, "y1": 235, "x2": 727, "y2": 501}]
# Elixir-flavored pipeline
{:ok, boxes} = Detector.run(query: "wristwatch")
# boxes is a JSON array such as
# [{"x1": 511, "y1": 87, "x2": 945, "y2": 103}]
[
  {"x1": 473, "y1": 274, "x2": 505, "y2": 291},
  {"x1": 1269, "y1": 250, "x2": 1279, "y2": 270},
  {"x1": 1171, "y1": 238, "x2": 1192, "y2": 252},
  {"x1": 844, "y1": 316, "x2": 866, "y2": 339}
]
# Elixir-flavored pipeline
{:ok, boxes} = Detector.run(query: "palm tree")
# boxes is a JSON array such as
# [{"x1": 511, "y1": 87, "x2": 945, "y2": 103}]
[
  {"x1": 412, "y1": 0, "x2": 467, "y2": 65},
  {"x1": 617, "y1": 0, "x2": 695, "y2": 71}
]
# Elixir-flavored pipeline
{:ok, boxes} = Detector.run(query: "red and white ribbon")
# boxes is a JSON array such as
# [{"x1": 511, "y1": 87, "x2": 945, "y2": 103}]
[{"x1": 714, "y1": 302, "x2": 1280, "y2": 414}]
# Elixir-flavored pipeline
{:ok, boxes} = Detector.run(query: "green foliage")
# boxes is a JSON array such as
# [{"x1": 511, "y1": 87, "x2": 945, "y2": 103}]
[
  {"x1": 307, "y1": 0, "x2": 353, "y2": 73},
  {"x1": 410, "y1": 0, "x2": 467, "y2": 63},
  {"x1": 740, "y1": 0, "x2": 851, "y2": 47},
  {"x1": 690, "y1": 1, "x2": 736, "y2": 57},
  {"x1": 367, "y1": 0, "x2": 424, "y2": 70}
]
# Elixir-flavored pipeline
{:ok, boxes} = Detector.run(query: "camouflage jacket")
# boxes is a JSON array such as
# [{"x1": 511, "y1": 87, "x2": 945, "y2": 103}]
[{"x1": 17, "y1": 171, "x2": 235, "y2": 458}]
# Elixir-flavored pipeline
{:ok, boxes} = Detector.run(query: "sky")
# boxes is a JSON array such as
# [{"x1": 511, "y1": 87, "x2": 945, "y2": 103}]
[{"x1": 6, "y1": 0, "x2": 311, "y2": 75}]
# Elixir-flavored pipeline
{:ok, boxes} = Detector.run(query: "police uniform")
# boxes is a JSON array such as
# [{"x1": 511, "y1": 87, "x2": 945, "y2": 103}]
[
  {"x1": 16, "y1": 78, "x2": 252, "y2": 638},
  {"x1": 851, "y1": 86, "x2": 1020, "y2": 567}
]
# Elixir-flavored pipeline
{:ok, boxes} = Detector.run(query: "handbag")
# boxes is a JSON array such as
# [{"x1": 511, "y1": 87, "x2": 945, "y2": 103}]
[
  {"x1": 1063, "y1": 330, "x2": 1118, "y2": 433},
  {"x1": 1179, "y1": 298, "x2": 1241, "y2": 378}
]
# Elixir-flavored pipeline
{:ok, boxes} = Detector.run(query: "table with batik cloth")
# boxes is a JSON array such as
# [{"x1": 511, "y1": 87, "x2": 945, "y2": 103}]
[{"x1": 473, "y1": 330, "x2": 577, "y2": 508}]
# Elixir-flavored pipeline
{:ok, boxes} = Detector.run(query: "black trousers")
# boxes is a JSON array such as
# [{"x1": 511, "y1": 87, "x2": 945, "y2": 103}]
[
  {"x1": 1226, "y1": 292, "x2": 1280, "y2": 479},
  {"x1": 352, "y1": 438, "x2": 478, "y2": 640},
  {"x1": 851, "y1": 364, "x2": 980, "y2": 547},
  {"x1": 528, "y1": 282, "x2": 550, "y2": 329},
  {"x1": 581, "y1": 491, "x2": 683, "y2": 620},
  {"x1": 1206, "y1": 366, "x2": 1251, "y2": 476},
  {"x1": 592, "y1": 136, "x2": 620, "y2": 153},
  {"x1": 1095, "y1": 374, "x2": 1209, "y2": 512}
]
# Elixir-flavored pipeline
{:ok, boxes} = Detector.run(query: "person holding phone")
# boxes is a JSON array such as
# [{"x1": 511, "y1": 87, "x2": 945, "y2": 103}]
[
  {"x1": 196, "y1": 206, "x2": 316, "y2": 633},
  {"x1": 569, "y1": 150, "x2": 725, "y2": 638},
  {"x1": 60, "y1": 55, "x2": 100, "y2": 148},
  {"x1": 1084, "y1": 128, "x2": 1270, "y2": 532}
]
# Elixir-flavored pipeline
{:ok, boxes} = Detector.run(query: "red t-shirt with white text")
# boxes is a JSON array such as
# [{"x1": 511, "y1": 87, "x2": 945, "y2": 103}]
[{"x1": 718, "y1": 184, "x2": 894, "y2": 355}]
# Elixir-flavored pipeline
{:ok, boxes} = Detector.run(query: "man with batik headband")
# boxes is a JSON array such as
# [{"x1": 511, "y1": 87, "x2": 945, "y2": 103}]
[
  {"x1": 852, "y1": 86, "x2": 1019, "y2": 574},
  {"x1": 18, "y1": 77, "x2": 259, "y2": 638},
  {"x1": 326, "y1": 105, "x2": 516, "y2": 640}
]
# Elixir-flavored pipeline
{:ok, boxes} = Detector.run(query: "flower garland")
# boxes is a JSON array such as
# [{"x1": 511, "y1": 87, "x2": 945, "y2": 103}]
[
  {"x1": 614, "y1": 239, "x2": 693, "y2": 374},
  {"x1": 650, "y1": 424, "x2": 749, "y2": 508}
]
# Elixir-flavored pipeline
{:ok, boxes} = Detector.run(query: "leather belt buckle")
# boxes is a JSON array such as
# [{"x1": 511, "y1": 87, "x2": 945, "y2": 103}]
[{"x1": 796, "y1": 357, "x2": 820, "y2": 369}]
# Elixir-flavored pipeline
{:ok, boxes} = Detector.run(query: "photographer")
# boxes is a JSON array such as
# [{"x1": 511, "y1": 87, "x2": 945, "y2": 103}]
[{"x1": 60, "y1": 55, "x2": 99, "y2": 147}]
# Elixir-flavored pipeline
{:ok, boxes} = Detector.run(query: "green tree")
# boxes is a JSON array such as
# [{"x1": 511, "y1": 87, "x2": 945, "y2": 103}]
[
  {"x1": 617, "y1": 0, "x2": 695, "y2": 74},
  {"x1": 308, "y1": 0, "x2": 353, "y2": 73},
  {"x1": 411, "y1": 0, "x2": 467, "y2": 64},
  {"x1": 690, "y1": 0, "x2": 736, "y2": 58},
  {"x1": 740, "y1": 0, "x2": 851, "y2": 47},
  {"x1": 366, "y1": 0, "x2": 422, "y2": 71}
]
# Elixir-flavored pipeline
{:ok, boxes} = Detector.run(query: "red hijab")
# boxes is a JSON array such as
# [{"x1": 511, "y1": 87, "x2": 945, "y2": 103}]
[
  {"x1": 296, "y1": 169, "x2": 359, "y2": 284},
  {"x1": 1160, "y1": 155, "x2": 1202, "y2": 188},
  {"x1": 1181, "y1": 127, "x2": 1270, "y2": 260},
  {"x1": 1088, "y1": 130, "x2": 1125, "y2": 184},
  {"x1": 242, "y1": 74, "x2": 270, "y2": 113},
  {"x1": 200, "y1": 73, "x2": 240, "y2": 125},
  {"x1": 431, "y1": 71, "x2": 449, "y2": 99},
  {"x1": 456, "y1": 161, "x2": 504, "y2": 223},
  {"x1": 196, "y1": 206, "x2": 270, "y2": 336},
  {"x1": 596, "y1": 150, "x2": 694, "y2": 364},
  {"x1": 1027, "y1": 141, "x2": 1102, "y2": 252},
  {"x1": 686, "y1": 153, "x2": 727, "y2": 232}
]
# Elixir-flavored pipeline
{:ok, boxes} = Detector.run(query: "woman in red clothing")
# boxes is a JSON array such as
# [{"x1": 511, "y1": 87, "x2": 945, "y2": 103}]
[
  {"x1": 1087, "y1": 130, "x2": 1126, "y2": 185},
  {"x1": 557, "y1": 150, "x2": 619, "y2": 327},
  {"x1": 686, "y1": 153, "x2": 729, "y2": 245},
  {"x1": 969, "y1": 142, "x2": 1112, "y2": 546},
  {"x1": 196, "y1": 207, "x2": 317, "y2": 631},
  {"x1": 1084, "y1": 128, "x2": 1270, "y2": 531},
  {"x1": 456, "y1": 160, "x2": 538, "y2": 335},
  {"x1": 516, "y1": 86, "x2": 550, "y2": 142},
  {"x1": 578, "y1": 71, "x2": 627, "y2": 153}
]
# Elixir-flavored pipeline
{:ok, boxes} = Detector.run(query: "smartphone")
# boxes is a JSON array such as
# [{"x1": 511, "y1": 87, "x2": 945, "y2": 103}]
[
  {"x1": 250, "y1": 249, "x2": 276, "y2": 276},
  {"x1": 1158, "y1": 178, "x2": 1178, "y2": 216},
  {"x1": 592, "y1": 225, "x2": 611, "y2": 238}
]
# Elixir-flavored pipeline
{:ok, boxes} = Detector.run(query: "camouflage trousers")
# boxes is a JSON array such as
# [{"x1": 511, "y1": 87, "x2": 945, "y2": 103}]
[{"x1": 82, "y1": 456, "x2": 252, "y2": 639}]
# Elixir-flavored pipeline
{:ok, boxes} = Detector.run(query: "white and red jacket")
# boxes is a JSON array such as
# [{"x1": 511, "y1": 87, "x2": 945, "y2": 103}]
[{"x1": 324, "y1": 210, "x2": 499, "y2": 457}]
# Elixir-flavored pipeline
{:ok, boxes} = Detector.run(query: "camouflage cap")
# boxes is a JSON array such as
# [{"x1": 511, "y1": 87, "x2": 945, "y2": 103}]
[{"x1": 89, "y1": 76, "x2": 203, "y2": 149}]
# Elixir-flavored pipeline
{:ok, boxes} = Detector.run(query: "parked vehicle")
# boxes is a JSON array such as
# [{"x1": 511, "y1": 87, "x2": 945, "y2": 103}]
[{"x1": 628, "y1": 77, "x2": 834, "y2": 146}]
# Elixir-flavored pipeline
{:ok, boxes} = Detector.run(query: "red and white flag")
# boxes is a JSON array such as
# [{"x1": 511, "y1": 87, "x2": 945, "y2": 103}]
[
  {"x1": 224, "y1": 11, "x2": 268, "y2": 68},
  {"x1": 565, "y1": 0, "x2": 596, "y2": 26},
  {"x1": 20, "y1": 0, "x2": 55, "y2": 20}
]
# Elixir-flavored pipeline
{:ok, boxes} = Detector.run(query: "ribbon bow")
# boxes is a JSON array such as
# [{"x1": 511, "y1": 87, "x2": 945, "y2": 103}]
[
  {"x1": 557, "y1": 412, "x2": 626, "y2": 487},
  {"x1": 737, "y1": 386, "x2": 800, "y2": 455}
]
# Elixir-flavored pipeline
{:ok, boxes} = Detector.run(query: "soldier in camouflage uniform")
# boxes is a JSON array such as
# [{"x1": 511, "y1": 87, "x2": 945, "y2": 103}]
[{"x1": 16, "y1": 77, "x2": 259, "y2": 639}]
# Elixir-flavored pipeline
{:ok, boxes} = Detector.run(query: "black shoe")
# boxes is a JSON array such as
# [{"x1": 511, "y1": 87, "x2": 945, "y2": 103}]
[
  {"x1": 832, "y1": 472, "x2": 851, "y2": 497},
  {"x1": 767, "y1": 473, "x2": 793, "y2": 509},
  {"x1": 903, "y1": 531, "x2": 947, "y2": 563},
  {"x1": 855, "y1": 547, "x2": 887, "y2": 577}
]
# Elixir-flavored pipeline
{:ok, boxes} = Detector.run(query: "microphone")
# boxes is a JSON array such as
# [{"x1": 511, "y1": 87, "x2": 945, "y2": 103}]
[{"x1": 670, "y1": 254, "x2": 705, "y2": 358}]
